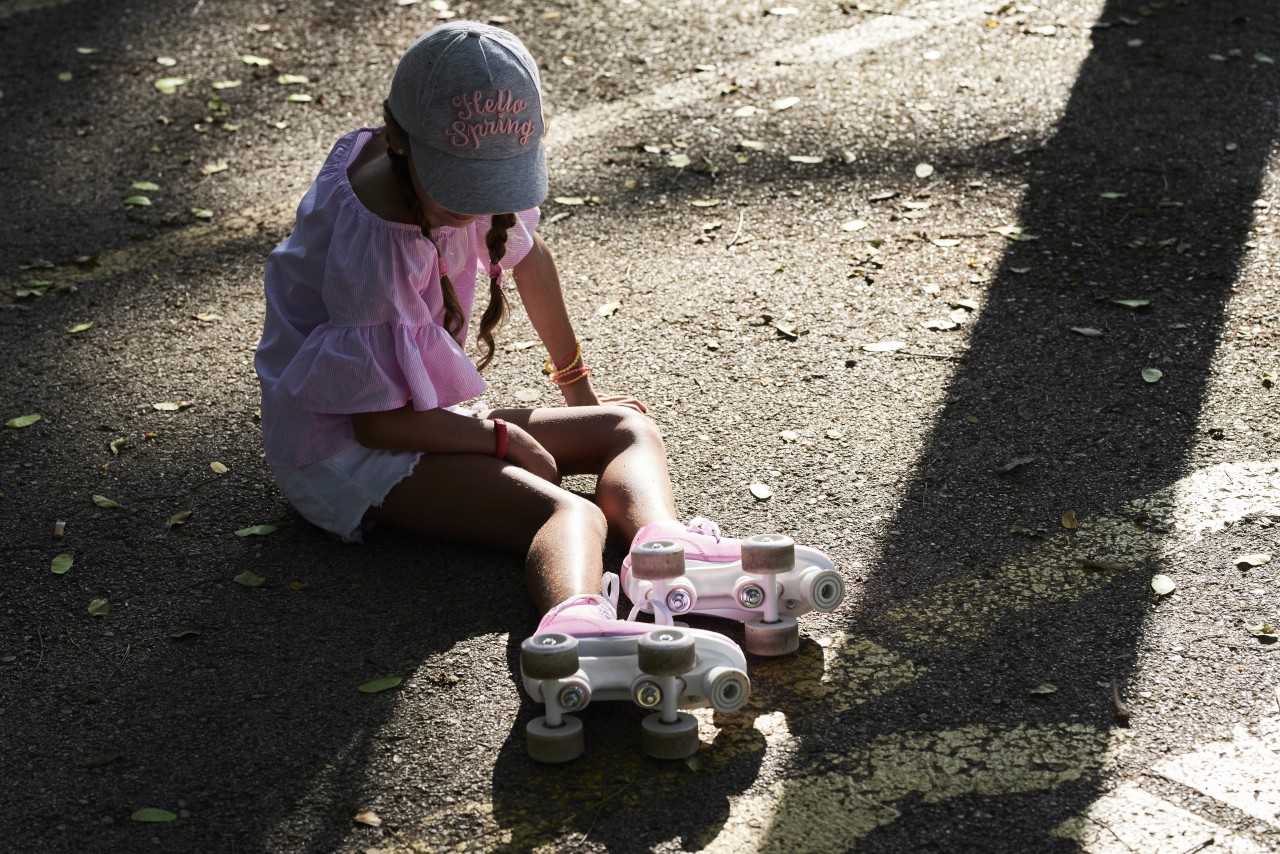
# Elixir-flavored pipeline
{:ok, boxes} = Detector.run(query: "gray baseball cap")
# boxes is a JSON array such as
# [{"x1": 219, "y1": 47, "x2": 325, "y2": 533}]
[{"x1": 387, "y1": 22, "x2": 547, "y2": 216}]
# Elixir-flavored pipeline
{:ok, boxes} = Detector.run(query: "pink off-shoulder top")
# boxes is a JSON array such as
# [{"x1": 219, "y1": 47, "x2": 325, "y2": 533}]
[{"x1": 255, "y1": 128, "x2": 540, "y2": 468}]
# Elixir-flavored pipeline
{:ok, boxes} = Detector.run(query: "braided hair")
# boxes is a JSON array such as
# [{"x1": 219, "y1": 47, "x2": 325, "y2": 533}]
[{"x1": 383, "y1": 104, "x2": 515, "y2": 370}]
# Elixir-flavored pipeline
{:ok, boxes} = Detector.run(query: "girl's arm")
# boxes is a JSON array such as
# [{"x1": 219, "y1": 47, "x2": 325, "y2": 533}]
[
  {"x1": 513, "y1": 234, "x2": 647, "y2": 412},
  {"x1": 352, "y1": 405, "x2": 559, "y2": 483}
]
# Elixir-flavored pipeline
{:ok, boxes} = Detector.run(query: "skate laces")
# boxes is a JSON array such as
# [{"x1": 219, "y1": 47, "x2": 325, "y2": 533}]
[
  {"x1": 686, "y1": 517, "x2": 723, "y2": 542},
  {"x1": 545, "y1": 572, "x2": 621, "y2": 621}
]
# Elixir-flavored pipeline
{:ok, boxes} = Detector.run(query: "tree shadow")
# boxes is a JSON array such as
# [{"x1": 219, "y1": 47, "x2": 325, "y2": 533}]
[{"x1": 751, "y1": 0, "x2": 1280, "y2": 849}]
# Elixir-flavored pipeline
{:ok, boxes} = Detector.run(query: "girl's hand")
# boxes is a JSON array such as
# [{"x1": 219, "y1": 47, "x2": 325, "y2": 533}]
[
  {"x1": 504, "y1": 422, "x2": 560, "y2": 484},
  {"x1": 597, "y1": 394, "x2": 647, "y2": 414}
]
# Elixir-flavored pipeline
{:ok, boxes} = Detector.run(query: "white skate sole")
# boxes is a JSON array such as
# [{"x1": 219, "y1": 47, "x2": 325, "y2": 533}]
[
  {"x1": 624, "y1": 535, "x2": 846, "y2": 656},
  {"x1": 520, "y1": 626, "x2": 750, "y2": 763}
]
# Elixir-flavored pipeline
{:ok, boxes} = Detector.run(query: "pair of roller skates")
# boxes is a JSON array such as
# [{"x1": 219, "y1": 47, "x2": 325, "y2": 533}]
[{"x1": 519, "y1": 518, "x2": 845, "y2": 763}]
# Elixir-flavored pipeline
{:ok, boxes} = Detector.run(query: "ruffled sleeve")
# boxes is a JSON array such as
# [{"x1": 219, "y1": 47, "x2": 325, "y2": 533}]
[
  {"x1": 265, "y1": 162, "x2": 487, "y2": 416},
  {"x1": 271, "y1": 322, "x2": 486, "y2": 415},
  {"x1": 473, "y1": 207, "x2": 541, "y2": 277}
]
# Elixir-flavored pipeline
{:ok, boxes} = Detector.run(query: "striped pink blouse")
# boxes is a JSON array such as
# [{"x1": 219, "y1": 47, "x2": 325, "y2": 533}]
[{"x1": 255, "y1": 128, "x2": 541, "y2": 468}]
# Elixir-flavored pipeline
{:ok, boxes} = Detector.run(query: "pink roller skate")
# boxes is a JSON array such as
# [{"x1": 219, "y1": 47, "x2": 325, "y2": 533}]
[
  {"x1": 620, "y1": 518, "x2": 845, "y2": 657},
  {"x1": 520, "y1": 572, "x2": 751, "y2": 764}
]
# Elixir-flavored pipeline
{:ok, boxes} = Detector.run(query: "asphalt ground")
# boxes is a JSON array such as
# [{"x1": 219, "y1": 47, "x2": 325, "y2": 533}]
[{"x1": 1, "y1": 0, "x2": 1278, "y2": 851}]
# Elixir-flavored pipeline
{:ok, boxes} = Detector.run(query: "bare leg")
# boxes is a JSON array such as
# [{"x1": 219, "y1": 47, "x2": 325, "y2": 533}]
[
  {"x1": 365, "y1": 453, "x2": 607, "y2": 612},
  {"x1": 484, "y1": 405, "x2": 679, "y2": 543}
]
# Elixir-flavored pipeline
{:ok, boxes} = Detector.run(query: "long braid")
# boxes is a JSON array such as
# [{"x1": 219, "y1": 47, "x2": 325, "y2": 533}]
[{"x1": 476, "y1": 213, "x2": 516, "y2": 370}]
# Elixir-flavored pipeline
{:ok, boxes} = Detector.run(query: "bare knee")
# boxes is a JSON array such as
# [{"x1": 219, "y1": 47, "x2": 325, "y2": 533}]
[
  {"x1": 612, "y1": 408, "x2": 665, "y2": 453},
  {"x1": 554, "y1": 492, "x2": 608, "y2": 539}
]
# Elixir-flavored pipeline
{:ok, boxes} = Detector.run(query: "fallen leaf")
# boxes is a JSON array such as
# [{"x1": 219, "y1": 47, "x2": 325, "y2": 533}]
[
  {"x1": 357, "y1": 677, "x2": 402, "y2": 694},
  {"x1": 1150, "y1": 574, "x2": 1175, "y2": 596},
  {"x1": 169, "y1": 626, "x2": 202, "y2": 639},
  {"x1": 690, "y1": 199, "x2": 721, "y2": 208},
  {"x1": 153, "y1": 77, "x2": 189, "y2": 94},
  {"x1": 109, "y1": 437, "x2": 127, "y2": 455},
  {"x1": 1028, "y1": 683, "x2": 1058, "y2": 695},
  {"x1": 1098, "y1": 191, "x2": 1127, "y2": 199},
  {"x1": 1234, "y1": 553, "x2": 1272, "y2": 569},
  {"x1": 1247, "y1": 621, "x2": 1276, "y2": 637},
  {"x1": 915, "y1": 162, "x2": 934, "y2": 179},
  {"x1": 921, "y1": 318, "x2": 957, "y2": 331},
  {"x1": 67, "y1": 322, "x2": 93, "y2": 334},
  {"x1": 210, "y1": 461, "x2": 229, "y2": 475},
  {"x1": 193, "y1": 311, "x2": 222, "y2": 323},
  {"x1": 212, "y1": 79, "x2": 242, "y2": 89},
  {"x1": 739, "y1": 139, "x2": 765, "y2": 151},
  {"x1": 749, "y1": 483, "x2": 773, "y2": 501},
  {"x1": 92, "y1": 494, "x2": 119, "y2": 508},
  {"x1": 200, "y1": 160, "x2": 229, "y2": 176},
  {"x1": 771, "y1": 96, "x2": 800, "y2": 111},
  {"x1": 5, "y1": 413, "x2": 41, "y2": 428},
  {"x1": 354, "y1": 809, "x2": 383, "y2": 826},
  {"x1": 1071, "y1": 327, "x2": 1104, "y2": 337},
  {"x1": 152, "y1": 401, "x2": 195, "y2": 411},
  {"x1": 1061, "y1": 509, "x2": 1079, "y2": 530},
  {"x1": 868, "y1": 190, "x2": 898, "y2": 202},
  {"x1": 276, "y1": 73, "x2": 309, "y2": 85},
  {"x1": 788, "y1": 154, "x2": 824, "y2": 164},
  {"x1": 191, "y1": 208, "x2": 214, "y2": 220},
  {"x1": 241, "y1": 54, "x2": 273, "y2": 66},
  {"x1": 772, "y1": 320, "x2": 798, "y2": 340},
  {"x1": 732, "y1": 105, "x2": 758, "y2": 117},
  {"x1": 779, "y1": 430, "x2": 799, "y2": 442},
  {"x1": 1111, "y1": 298, "x2": 1151, "y2": 308},
  {"x1": 123, "y1": 195, "x2": 152, "y2": 207},
  {"x1": 860, "y1": 340, "x2": 905, "y2": 352},
  {"x1": 994, "y1": 456, "x2": 1035, "y2": 474},
  {"x1": 287, "y1": 94, "x2": 312, "y2": 103},
  {"x1": 131, "y1": 809, "x2": 176, "y2": 823},
  {"x1": 290, "y1": 581, "x2": 309, "y2": 591},
  {"x1": 666, "y1": 152, "x2": 691, "y2": 168},
  {"x1": 235, "y1": 524, "x2": 279, "y2": 537},
  {"x1": 131, "y1": 181, "x2": 161, "y2": 191},
  {"x1": 88, "y1": 598, "x2": 110, "y2": 616},
  {"x1": 234, "y1": 571, "x2": 266, "y2": 587},
  {"x1": 51, "y1": 554, "x2": 73, "y2": 575},
  {"x1": 1141, "y1": 367, "x2": 1163, "y2": 383},
  {"x1": 993, "y1": 225, "x2": 1039, "y2": 241},
  {"x1": 930, "y1": 238, "x2": 961, "y2": 247},
  {"x1": 167, "y1": 510, "x2": 192, "y2": 528},
  {"x1": 597, "y1": 301, "x2": 621, "y2": 317},
  {"x1": 841, "y1": 219, "x2": 868, "y2": 232}
]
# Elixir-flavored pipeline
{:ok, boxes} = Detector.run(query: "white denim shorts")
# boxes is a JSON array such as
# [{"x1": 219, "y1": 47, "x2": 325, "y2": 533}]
[{"x1": 271, "y1": 404, "x2": 483, "y2": 542}]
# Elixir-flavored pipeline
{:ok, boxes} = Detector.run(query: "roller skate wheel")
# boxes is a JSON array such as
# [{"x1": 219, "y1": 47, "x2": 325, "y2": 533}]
[
  {"x1": 631, "y1": 676, "x2": 664, "y2": 709},
  {"x1": 801, "y1": 566, "x2": 845, "y2": 612},
  {"x1": 640, "y1": 712, "x2": 700, "y2": 760},
  {"x1": 733, "y1": 577, "x2": 768, "y2": 610},
  {"x1": 665, "y1": 579, "x2": 696, "y2": 615},
  {"x1": 520, "y1": 632, "x2": 580, "y2": 680},
  {"x1": 630, "y1": 539, "x2": 687, "y2": 580},
  {"x1": 706, "y1": 666, "x2": 750, "y2": 713},
  {"x1": 744, "y1": 616, "x2": 800, "y2": 657},
  {"x1": 741, "y1": 534, "x2": 795, "y2": 574},
  {"x1": 638, "y1": 628, "x2": 697, "y2": 676},
  {"x1": 527, "y1": 715, "x2": 584, "y2": 763}
]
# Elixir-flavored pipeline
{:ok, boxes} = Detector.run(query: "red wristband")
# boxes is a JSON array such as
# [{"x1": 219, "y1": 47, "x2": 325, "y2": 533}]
[{"x1": 491, "y1": 418, "x2": 509, "y2": 461}]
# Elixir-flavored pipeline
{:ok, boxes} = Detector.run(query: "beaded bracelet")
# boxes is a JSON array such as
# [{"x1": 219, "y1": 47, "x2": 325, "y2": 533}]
[
  {"x1": 543, "y1": 341, "x2": 581, "y2": 376},
  {"x1": 549, "y1": 365, "x2": 593, "y2": 387}
]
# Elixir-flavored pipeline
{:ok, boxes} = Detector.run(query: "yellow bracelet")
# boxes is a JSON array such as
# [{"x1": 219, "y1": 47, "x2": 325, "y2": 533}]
[{"x1": 542, "y1": 341, "x2": 582, "y2": 375}]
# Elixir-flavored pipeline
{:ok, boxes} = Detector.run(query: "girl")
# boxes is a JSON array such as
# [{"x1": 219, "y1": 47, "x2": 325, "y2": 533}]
[{"x1": 255, "y1": 22, "x2": 838, "y2": 761}]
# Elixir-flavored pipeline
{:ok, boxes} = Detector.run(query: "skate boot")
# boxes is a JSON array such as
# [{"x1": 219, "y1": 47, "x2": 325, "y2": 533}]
[
  {"x1": 620, "y1": 518, "x2": 845, "y2": 657},
  {"x1": 519, "y1": 572, "x2": 751, "y2": 764}
]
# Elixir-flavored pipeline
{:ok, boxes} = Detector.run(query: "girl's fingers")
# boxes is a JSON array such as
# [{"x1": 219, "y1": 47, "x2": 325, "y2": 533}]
[{"x1": 597, "y1": 394, "x2": 647, "y2": 414}]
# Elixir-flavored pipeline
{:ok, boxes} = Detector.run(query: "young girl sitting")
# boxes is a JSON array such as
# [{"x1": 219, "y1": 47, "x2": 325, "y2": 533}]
[{"x1": 255, "y1": 22, "x2": 839, "y2": 761}]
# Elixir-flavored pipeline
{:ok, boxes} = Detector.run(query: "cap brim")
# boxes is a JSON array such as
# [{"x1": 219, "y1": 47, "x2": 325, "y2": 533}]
[{"x1": 410, "y1": 139, "x2": 549, "y2": 216}]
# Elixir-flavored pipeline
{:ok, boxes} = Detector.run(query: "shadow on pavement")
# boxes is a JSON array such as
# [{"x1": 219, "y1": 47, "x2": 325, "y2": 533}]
[{"x1": 754, "y1": 1, "x2": 1280, "y2": 850}]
